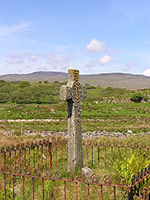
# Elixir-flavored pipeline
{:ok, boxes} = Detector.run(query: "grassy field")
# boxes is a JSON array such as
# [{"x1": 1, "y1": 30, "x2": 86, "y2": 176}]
[
  {"x1": 1, "y1": 85, "x2": 150, "y2": 135},
  {"x1": 1, "y1": 82, "x2": 150, "y2": 199},
  {"x1": 0, "y1": 134, "x2": 150, "y2": 200},
  {"x1": 0, "y1": 101, "x2": 150, "y2": 134}
]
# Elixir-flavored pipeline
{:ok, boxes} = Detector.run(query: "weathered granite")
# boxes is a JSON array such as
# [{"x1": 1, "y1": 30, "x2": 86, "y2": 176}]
[
  {"x1": 82, "y1": 167, "x2": 94, "y2": 179},
  {"x1": 60, "y1": 69, "x2": 86, "y2": 171}
]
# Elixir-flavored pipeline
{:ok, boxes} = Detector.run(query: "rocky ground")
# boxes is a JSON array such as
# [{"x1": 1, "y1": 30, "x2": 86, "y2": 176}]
[
  {"x1": 1, "y1": 119, "x2": 150, "y2": 138},
  {"x1": 1, "y1": 129, "x2": 150, "y2": 138},
  {"x1": 23, "y1": 130, "x2": 150, "y2": 138}
]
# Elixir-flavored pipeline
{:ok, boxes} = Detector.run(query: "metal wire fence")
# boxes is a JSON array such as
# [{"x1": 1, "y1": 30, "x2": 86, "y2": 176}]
[
  {"x1": 0, "y1": 139, "x2": 52, "y2": 173},
  {"x1": 0, "y1": 137, "x2": 149, "y2": 200}
]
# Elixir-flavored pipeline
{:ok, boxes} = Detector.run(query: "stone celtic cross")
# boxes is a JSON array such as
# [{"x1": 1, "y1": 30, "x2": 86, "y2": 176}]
[{"x1": 60, "y1": 69, "x2": 87, "y2": 171}]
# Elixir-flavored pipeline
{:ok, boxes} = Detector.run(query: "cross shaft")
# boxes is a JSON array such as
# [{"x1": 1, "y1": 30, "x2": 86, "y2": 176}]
[{"x1": 60, "y1": 69, "x2": 86, "y2": 171}]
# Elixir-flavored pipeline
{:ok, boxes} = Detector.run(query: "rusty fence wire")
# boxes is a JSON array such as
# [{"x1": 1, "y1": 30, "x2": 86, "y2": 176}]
[
  {"x1": 1, "y1": 137, "x2": 149, "y2": 172},
  {"x1": 51, "y1": 137, "x2": 150, "y2": 169},
  {"x1": 0, "y1": 137, "x2": 150, "y2": 199},
  {"x1": 0, "y1": 166, "x2": 150, "y2": 199},
  {"x1": 82, "y1": 140, "x2": 150, "y2": 169},
  {"x1": 0, "y1": 139, "x2": 52, "y2": 174}
]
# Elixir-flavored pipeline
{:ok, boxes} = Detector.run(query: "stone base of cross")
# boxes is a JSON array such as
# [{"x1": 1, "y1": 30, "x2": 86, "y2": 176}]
[{"x1": 60, "y1": 69, "x2": 87, "y2": 171}]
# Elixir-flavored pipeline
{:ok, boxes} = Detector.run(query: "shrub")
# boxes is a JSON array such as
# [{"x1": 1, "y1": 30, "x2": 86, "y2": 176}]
[
  {"x1": 85, "y1": 83, "x2": 96, "y2": 89},
  {"x1": 0, "y1": 80, "x2": 6, "y2": 86},
  {"x1": 0, "y1": 93, "x2": 9, "y2": 103},
  {"x1": 44, "y1": 81, "x2": 49, "y2": 84},
  {"x1": 54, "y1": 81, "x2": 60, "y2": 84},
  {"x1": 130, "y1": 93, "x2": 144, "y2": 103},
  {"x1": 18, "y1": 81, "x2": 31, "y2": 88},
  {"x1": 114, "y1": 153, "x2": 150, "y2": 185}
]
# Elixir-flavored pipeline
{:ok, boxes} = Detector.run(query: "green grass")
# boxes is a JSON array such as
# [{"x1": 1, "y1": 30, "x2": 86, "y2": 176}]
[
  {"x1": 1, "y1": 101, "x2": 150, "y2": 134},
  {"x1": 0, "y1": 135, "x2": 149, "y2": 200},
  {"x1": 1, "y1": 84, "x2": 150, "y2": 199}
]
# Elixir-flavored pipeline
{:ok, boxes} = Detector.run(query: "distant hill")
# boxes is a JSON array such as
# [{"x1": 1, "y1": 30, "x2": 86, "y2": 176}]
[{"x1": 1, "y1": 71, "x2": 150, "y2": 90}]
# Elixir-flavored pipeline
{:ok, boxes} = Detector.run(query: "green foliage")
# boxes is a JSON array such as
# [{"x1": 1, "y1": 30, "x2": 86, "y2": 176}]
[
  {"x1": 0, "y1": 80, "x2": 6, "y2": 86},
  {"x1": 0, "y1": 80, "x2": 150, "y2": 105},
  {"x1": 44, "y1": 180, "x2": 53, "y2": 199},
  {"x1": 1, "y1": 81, "x2": 150, "y2": 133},
  {"x1": 114, "y1": 153, "x2": 150, "y2": 185},
  {"x1": 54, "y1": 81, "x2": 60, "y2": 84},
  {"x1": 18, "y1": 81, "x2": 31, "y2": 88},
  {"x1": 0, "y1": 184, "x2": 12, "y2": 199},
  {"x1": 43, "y1": 80, "x2": 49, "y2": 84},
  {"x1": 85, "y1": 83, "x2": 96, "y2": 89},
  {"x1": 0, "y1": 81, "x2": 60, "y2": 104},
  {"x1": 61, "y1": 81, "x2": 68, "y2": 85},
  {"x1": 1, "y1": 101, "x2": 150, "y2": 133},
  {"x1": 130, "y1": 93, "x2": 144, "y2": 103},
  {"x1": 10, "y1": 81, "x2": 20, "y2": 84},
  {"x1": 0, "y1": 93, "x2": 9, "y2": 103}
]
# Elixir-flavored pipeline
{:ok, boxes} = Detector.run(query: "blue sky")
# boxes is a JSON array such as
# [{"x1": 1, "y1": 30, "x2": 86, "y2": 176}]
[{"x1": 0, "y1": 0, "x2": 150, "y2": 75}]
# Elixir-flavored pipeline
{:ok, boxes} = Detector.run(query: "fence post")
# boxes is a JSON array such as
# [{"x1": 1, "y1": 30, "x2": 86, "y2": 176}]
[
  {"x1": 3, "y1": 151, "x2": 6, "y2": 171},
  {"x1": 49, "y1": 142, "x2": 52, "y2": 169},
  {"x1": 4, "y1": 172, "x2": 6, "y2": 200},
  {"x1": 128, "y1": 187, "x2": 133, "y2": 200}
]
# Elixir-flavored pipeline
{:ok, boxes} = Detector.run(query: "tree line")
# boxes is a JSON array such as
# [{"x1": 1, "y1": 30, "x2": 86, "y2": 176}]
[
  {"x1": 0, "y1": 80, "x2": 149, "y2": 104},
  {"x1": 0, "y1": 80, "x2": 62, "y2": 104}
]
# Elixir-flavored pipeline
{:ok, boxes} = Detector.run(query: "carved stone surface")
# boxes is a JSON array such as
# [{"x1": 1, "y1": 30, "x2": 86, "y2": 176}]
[
  {"x1": 82, "y1": 167, "x2": 94, "y2": 179},
  {"x1": 60, "y1": 69, "x2": 87, "y2": 171}
]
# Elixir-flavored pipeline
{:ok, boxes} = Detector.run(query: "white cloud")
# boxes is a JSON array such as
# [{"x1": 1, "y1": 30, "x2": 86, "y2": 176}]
[
  {"x1": 98, "y1": 55, "x2": 114, "y2": 65},
  {"x1": 26, "y1": 54, "x2": 39, "y2": 62},
  {"x1": 25, "y1": 53, "x2": 46, "y2": 62},
  {"x1": 121, "y1": 62, "x2": 137, "y2": 72},
  {"x1": 107, "y1": 48, "x2": 119, "y2": 54},
  {"x1": 85, "y1": 62, "x2": 96, "y2": 68},
  {"x1": 143, "y1": 69, "x2": 150, "y2": 76},
  {"x1": 6, "y1": 50, "x2": 23, "y2": 65},
  {"x1": 0, "y1": 22, "x2": 31, "y2": 40},
  {"x1": 48, "y1": 54, "x2": 68, "y2": 63},
  {"x1": 86, "y1": 39, "x2": 105, "y2": 52},
  {"x1": 47, "y1": 54, "x2": 72, "y2": 69},
  {"x1": 30, "y1": 55, "x2": 38, "y2": 62}
]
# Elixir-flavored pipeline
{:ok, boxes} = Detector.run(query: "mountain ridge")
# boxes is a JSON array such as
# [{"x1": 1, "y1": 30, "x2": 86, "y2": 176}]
[{"x1": 1, "y1": 71, "x2": 150, "y2": 90}]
